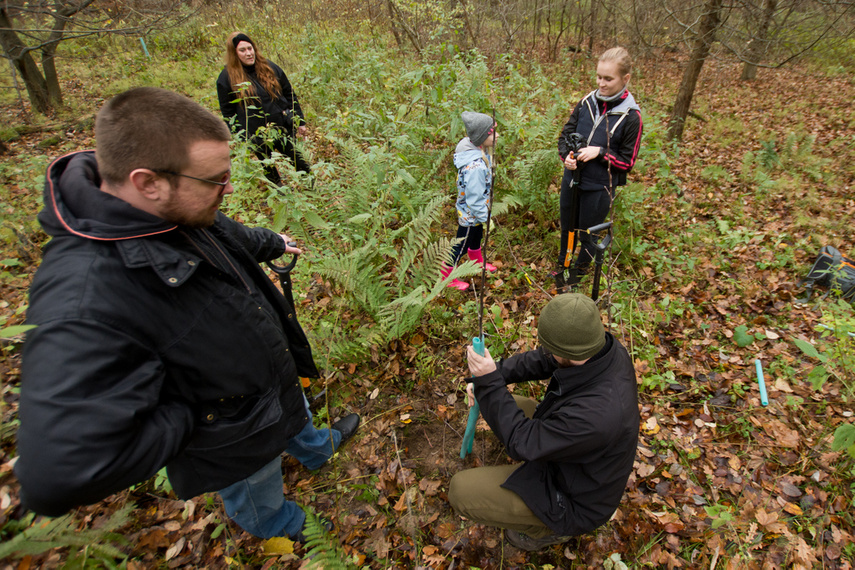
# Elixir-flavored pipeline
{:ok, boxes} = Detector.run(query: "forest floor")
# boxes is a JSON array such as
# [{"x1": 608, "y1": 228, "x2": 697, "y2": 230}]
[{"x1": 1, "y1": 53, "x2": 854, "y2": 569}]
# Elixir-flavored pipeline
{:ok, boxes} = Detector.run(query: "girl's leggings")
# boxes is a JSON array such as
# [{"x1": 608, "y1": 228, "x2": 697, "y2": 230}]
[{"x1": 450, "y1": 224, "x2": 483, "y2": 265}]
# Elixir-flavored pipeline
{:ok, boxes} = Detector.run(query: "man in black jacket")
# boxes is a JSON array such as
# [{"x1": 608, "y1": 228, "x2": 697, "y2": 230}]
[
  {"x1": 15, "y1": 87, "x2": 358, "y2": 541},
  {"x1": 449, "y1": 293, "x2": 639, "y2": 551}
]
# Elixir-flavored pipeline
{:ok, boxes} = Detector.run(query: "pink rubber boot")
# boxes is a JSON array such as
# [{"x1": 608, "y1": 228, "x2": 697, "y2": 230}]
[
  {"x1": 441, "y1": 265, "x2": 470, "y2": 291},
  {"x1": 467, "y1": 248, "x2": 497, "y2": 272}
]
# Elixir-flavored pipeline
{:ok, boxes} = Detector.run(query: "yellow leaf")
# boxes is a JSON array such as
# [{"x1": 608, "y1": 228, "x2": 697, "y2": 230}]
[
  {"x1": 262, "y1": 536, "x2": 295, "y2": 555},
  {"x1": 782, "y1": 502, "x2": 803, "y2": 516},
  {"x1": 642, "y1": 416, "x2": 660, "y2": 435}
]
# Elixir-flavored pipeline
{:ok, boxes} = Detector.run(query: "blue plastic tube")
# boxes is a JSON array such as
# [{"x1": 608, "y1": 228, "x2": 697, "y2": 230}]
[
  {"x1": 460, "y1": 337, "x2": 484, "y2": 458},
  {"x1": 755, "y1": 359, "x2": 768, "y2": 407}
]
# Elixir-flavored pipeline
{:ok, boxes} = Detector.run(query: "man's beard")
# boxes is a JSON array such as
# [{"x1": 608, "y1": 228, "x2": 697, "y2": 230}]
[{"x1": 161, "y1": 192, "x2": 219, "y2": 229}]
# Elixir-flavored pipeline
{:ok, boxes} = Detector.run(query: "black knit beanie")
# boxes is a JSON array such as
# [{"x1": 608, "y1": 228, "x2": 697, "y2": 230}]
[
  {"x1": 232, "y1": 33, "x2": 252, "y2": 48},
  {"x1": 537, "y1": 293, "x2": 606, "y2": 361}
]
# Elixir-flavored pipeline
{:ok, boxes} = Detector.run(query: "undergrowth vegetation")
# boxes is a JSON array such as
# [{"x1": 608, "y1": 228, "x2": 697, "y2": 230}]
[{"x1": 1, "y1": 1, "x2": 854, "y2": 568}]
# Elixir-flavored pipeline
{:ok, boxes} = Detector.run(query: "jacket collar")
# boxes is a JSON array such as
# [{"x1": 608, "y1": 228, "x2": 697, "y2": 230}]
[
  {"x1": 41, "y1": 150, "x2": 205, "y2": 287},
  {"x1": 547, "y1": 333, "x2": 617, "y2": 395},
  {"x1": 40, "y1": 150, "x2": 177, "y2": 242}
]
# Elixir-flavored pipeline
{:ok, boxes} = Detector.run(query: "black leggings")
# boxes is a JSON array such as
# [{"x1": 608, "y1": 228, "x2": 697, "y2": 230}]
[
  {"x1": 253, "y1": 129, "x2": 311, "y2": 185},
  {"x1": 450, "y1": 224, "x2": 483, "y2": 265},
  {"x1": 558, "y1": 169, "x2": 613, "y2": 269}
]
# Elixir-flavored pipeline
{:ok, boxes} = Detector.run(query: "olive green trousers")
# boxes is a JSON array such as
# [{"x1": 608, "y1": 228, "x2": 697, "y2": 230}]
[{"x1": 448, "y1": 395, "x2": 554, "y2": 539}]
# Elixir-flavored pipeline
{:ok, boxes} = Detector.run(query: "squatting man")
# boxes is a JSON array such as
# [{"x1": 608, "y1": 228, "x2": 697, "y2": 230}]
[
  {"x1": 449, "y1": 293, "x2": 640, "y2": 551},
  {"x1": 14, "y1": 87, "x2": 359, "y2": 542}
]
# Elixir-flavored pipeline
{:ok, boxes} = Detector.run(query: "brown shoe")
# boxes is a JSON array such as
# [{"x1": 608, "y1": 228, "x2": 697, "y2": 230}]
[{"x1": 505, "y1": 529, "x2": 570, "y2": 551}]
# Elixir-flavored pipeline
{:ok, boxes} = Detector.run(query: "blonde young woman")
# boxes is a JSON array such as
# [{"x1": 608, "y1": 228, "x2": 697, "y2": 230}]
[
  {"x1": 216, "y1": 32, "x2": 310, "y2": 185},
  {"x1": 553, "y1": 47, "x2": 642, "y2": 289}
]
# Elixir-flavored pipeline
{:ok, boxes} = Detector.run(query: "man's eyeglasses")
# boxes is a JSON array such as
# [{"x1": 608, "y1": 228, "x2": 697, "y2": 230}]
[{"x1": 153, "y1": 169, "x2": 231, "y2": 187}]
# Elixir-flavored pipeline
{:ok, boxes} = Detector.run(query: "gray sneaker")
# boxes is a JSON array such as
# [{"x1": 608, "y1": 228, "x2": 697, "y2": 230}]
[{"x1": 505, "y1": 529, "x2": 570, "y2": 551}]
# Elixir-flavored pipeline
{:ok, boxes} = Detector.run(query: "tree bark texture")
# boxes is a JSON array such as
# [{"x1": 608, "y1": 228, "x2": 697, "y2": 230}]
[
  {"x1": 667, "y1": 0, "x2": 724, "y2": 142},
  {"x1": 0, "y1": 9, "x2": 52, "y2": 114},
  {"x1": 741, "y1": 0, "x2": 778, "y2": 81},
  {"x1": 385, "y1": 0, "x2": 404, "y2": 49}
]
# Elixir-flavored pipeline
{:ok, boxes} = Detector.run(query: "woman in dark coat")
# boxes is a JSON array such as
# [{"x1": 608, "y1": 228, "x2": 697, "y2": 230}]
[
  {"x1": 216, "y1": 32, "x2": 310, "y2": 185},
  {"x1": 553, "y1": 46, "x2": 642, "y2": 289}
]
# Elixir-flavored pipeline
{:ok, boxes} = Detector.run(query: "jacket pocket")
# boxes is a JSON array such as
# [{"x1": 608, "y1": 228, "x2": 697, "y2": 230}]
[{"x1": 186, "y1": 388, "x2": 283, "y2": 452}]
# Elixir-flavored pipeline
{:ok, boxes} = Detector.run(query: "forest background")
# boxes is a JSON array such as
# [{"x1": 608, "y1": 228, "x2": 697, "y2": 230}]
[{"x1": 0, "y1": 0, "x2": 854, "y2": 568}]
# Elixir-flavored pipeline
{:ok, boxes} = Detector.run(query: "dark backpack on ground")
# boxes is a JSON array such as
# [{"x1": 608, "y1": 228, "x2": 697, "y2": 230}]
[{"x1": 798, "y1": 245, "x2": 855, "y2": 303}]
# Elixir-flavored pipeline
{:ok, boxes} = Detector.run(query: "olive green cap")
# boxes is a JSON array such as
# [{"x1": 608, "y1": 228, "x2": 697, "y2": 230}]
[{"x1": 537, "y1": 293, "x2": 606, "y2": 361}]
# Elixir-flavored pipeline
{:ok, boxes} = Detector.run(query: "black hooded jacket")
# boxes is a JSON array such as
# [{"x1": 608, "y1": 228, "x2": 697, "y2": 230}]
[
  {"x1": 472, "y1": 334, "x2": 639, "y2": 537},
  {"x1": 557, "y1": 89, "x2": 642, "y2": 191},
  {"x1": 15, "y1": 151, "x2": 318, "y2": 516},
  {"x1": 216, "y1": 62, "x2": 305, "y2": 141}
]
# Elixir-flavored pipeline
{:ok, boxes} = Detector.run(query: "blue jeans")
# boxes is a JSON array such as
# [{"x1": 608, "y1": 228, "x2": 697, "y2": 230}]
[{"x1": 218, "y1": 400, "x2": 341, "y2": 538}]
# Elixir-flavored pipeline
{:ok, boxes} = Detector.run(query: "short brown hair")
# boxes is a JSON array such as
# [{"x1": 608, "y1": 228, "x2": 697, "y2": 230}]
[
  {"x1": 599, "y1": 47, "x2": 632, "y2": 77},
  {"x1": 95, "y1": 87, "x2": 230, "y2": 186}
]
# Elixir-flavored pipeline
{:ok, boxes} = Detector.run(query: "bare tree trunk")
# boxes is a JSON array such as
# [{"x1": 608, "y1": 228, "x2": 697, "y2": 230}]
[
  {"x1": 385, "y1": 0, "x2": 405, "y2": 49},
  {"x1": 667, "y1": 0, "x2": 724, "y2": 142},
  {"x1": 741, "y1": 0, "x2": 778, "y2": 81},
  {"x1": 458, "y1": 0, "x2": 477, "y2": 49},
  {"x1": 0, "y1": 9, "x2": 52, "y2": 114},
  {"x1": 547, "y1": 0, "x2": 572, "y2": 61},
  {"x1": 587, "y1": 0, "x2": 599, "y2": 52},
  {"x1": 385, "y1": 0, "x2": 422, "y2": 54},
  {"x1": 43, "y1": 15, "x2": 69, "y2": 106},
  {"x1": 42, "y1": 48, "x2": 63, "y2": 105}
]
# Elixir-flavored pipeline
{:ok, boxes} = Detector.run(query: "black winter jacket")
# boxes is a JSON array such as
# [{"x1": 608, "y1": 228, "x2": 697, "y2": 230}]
[
  {"x1": 473, "y1": 335, "x2": 639, "y2": 536},
  {"x1": 15, "y1": 151, "x2": 318, "y2": 516},
  {"x1": 558, "y1": 89, "x2": 642, "y2": 190},
  {"x1": 216, "y1": 62, "x2": 305, "y2": 140}
]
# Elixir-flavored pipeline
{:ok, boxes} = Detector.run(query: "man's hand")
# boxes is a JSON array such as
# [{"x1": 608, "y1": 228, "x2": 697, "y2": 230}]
[
  {"x1": 467, "y1": 345, "x2": 496, "y2": 377},
  {"x1": 466, "y1": 382, "x2": 475, "y2": 407},
  {"x1": 279, "y1": 234, "x2": 303, "y2": 254},
  {"x1": 297, "y1": 125, "x2": 308, "y2": 139}
]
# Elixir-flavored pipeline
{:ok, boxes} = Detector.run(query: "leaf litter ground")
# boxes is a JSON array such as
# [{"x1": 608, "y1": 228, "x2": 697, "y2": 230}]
[{"x1": 1, "y1": 56, "x2": 854, "y2": 569}]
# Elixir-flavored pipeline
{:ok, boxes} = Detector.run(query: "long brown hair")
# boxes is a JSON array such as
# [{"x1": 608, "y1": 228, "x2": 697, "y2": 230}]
[{"x1": 225, "y1": 32, "x2": 282, "y2": 106}]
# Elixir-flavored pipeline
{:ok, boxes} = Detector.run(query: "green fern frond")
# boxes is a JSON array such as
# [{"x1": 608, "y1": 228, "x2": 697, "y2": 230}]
[
  {"x1": 300, "y1": 508, "x2": 351, "y2": 570},
  {"x1": 392, "y1": 195, "x2": 447, "y2": 285},
  {"x1": 0, "y1": 504, "x2": 133, "y2": 560},
  {"x1": 312, "y1": 241, "x2": 391, "y2": 315},
  {"x1": 492, "y1": 194, "x2": 523, "y2": 217}
]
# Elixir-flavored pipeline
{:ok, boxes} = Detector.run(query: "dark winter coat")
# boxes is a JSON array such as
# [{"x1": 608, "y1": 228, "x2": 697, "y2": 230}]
[
  {"x1": 558, "y1": 89, "x2": 642, "y2": 191},
  {"x1": 216, "y1": 62, "x2": 306, "y2": 141},
  {"x1": 15, "y1": 151, "x2": 318, "y2": 516},
  {"x1": 472, "y1": 334, "x2": 639, "y2": 537}
]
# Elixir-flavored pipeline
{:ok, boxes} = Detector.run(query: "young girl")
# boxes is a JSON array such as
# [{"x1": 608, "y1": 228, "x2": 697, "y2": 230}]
[{"x1": 441, "y1": 111, "x2": 497, "y2": 291}]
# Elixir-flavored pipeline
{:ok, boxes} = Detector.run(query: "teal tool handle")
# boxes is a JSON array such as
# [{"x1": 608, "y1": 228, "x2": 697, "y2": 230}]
[
  {"x1": 460, "y1": 336, "x2": 485, "y2": 458},
  {"x1": 755, "y1": 359, "x2": 768, "y2": 406},
  {"x1": 460, "y1": 402, "x2": 480, "y2": 458}
]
